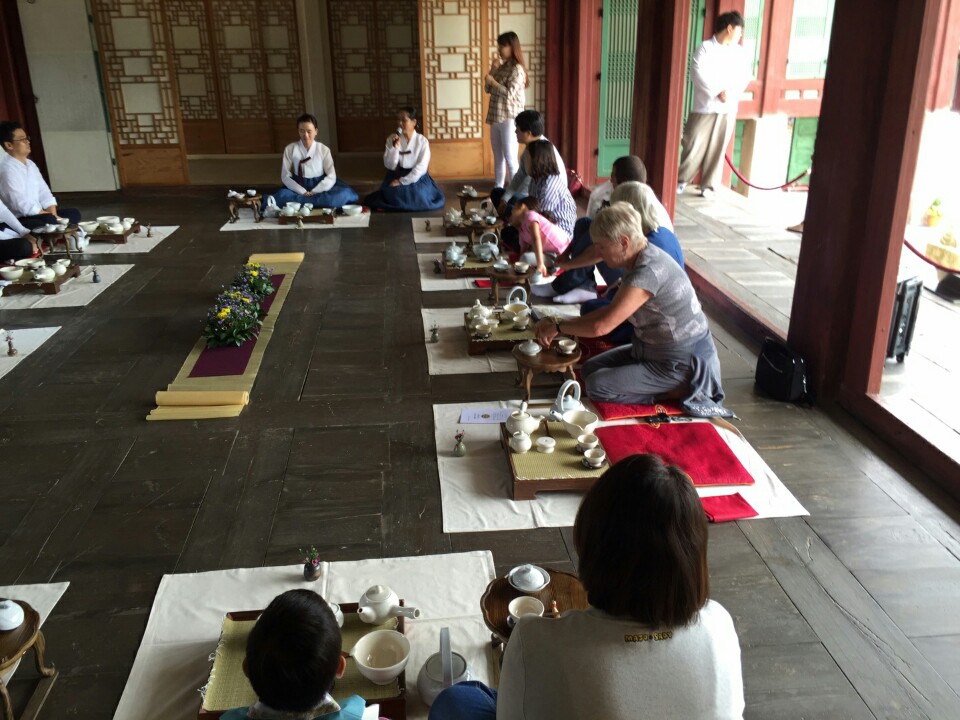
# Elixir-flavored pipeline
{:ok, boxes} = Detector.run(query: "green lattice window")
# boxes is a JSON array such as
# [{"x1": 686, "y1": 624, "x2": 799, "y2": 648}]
[
  {"x1": 786, "y1": 0, "x2": 836, "y2": 79},
  {"x1": 597, "y1": 0, "x2": 639, "y2": 175},
  {"x1": 742, "y1": 0, "x2": 765, "y2": 80},
  {"x1": 682, "y1": 0, "x2": 708, "y2": 126}
]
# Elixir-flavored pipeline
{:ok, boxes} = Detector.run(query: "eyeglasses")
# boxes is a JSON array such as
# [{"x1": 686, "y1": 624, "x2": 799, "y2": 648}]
[{"x1": 13, "y1": 136, "x2": 30, "y2": 143}]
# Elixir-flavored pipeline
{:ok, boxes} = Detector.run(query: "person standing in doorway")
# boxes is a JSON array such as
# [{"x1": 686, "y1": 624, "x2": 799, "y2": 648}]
[
  {"x1": 484, "y1": 31, "x2": 528, "y2": 190},
  {"x1": 677, "y1": 12, "x2": 751, "y2": 199}
]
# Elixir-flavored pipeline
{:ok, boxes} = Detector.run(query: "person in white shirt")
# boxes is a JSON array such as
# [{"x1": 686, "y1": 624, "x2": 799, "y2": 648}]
[
  {"x1": 0, "y1": 120, "x2": 81, "y2": 229},
  {"x1": 263, "y1": 113, "x2": 358, "y2": 211},
  {"x1": 677, "y1": 12, "x2": 751, "y2": 199},
  {"x1": 0, "y1": 196, "x2": 39, "y2": 260},
  {"x1": 429, "y1": 453, "x2": 745, "y2": 720},
  {"x1": 363, "y1": 106, "x2": 445, "y2": 212}
]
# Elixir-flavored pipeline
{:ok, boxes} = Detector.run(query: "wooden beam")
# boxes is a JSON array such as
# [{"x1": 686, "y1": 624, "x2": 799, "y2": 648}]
[
  {"x1": 631, "y1": 0, "x2": 691, "y2": 217},
  {"x1": 926, "y1": 0, "x2": 960, "y2": 109}
]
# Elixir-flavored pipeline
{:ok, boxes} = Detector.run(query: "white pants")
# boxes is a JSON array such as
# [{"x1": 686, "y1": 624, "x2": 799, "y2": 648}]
[{"x1": 490, "y1": 119, "x2": 519, "y2": 187}]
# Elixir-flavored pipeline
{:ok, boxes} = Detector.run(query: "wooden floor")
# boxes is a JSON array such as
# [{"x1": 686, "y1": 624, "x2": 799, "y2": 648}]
[{"x1": 2, "y1": 186, "x2": 960, "y2": 718}]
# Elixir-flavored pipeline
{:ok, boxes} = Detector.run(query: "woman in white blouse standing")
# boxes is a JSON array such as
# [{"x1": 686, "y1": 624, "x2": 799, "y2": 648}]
[
  {"x1": 364, "y1": 107, "x2": 445, "y2": 212},
  {"x1": 262, "y1": 113, "x2": 358, "y2": 211},
  {"x1": 485, "y1": 32, "x2": 528, "y2": 189}
]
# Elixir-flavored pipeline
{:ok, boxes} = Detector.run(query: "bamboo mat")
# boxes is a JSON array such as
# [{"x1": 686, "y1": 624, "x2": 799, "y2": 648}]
[{"x1": 146, "y1": 253, "x2": 303, "y2": 420}]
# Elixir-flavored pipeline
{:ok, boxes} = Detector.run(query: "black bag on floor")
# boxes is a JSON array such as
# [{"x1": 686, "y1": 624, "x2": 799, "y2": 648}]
[{"x1": 755, "y1": 338, "x2": 813, "y2": 405}]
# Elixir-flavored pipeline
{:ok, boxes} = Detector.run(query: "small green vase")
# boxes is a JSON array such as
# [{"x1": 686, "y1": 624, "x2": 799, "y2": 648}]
[{"x1": 453, "y1": 440, "x2": 467, "y2": 457}]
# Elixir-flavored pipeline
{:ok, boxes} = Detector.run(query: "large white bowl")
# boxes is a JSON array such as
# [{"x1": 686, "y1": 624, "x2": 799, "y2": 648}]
[
  {"x1": 342, "y1": 204, "x2": 363, "y2": 216},
  {"x1": 561, "y1": 409, "x2": 599, "y2": 438},
  {"x1": 0, "y1": 266, "x2": 24, "y2": 281},
  {"x1": 96, "y1": 215, "x2": 119, "y2": 225},
  {"x1": 351, "y1": 630, "x2": 410, "y2": 685},
  {"x1": 79, "y1": 221, "x2": 100, "y2": 234}
]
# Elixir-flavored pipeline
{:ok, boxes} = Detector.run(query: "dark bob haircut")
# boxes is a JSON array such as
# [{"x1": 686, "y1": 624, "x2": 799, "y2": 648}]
[
  {"x1": 514, "y1": 109, "x2": 544, "y2": 137},
  {"x1": 573, "y1": 454, "x2": 709, "y2": 627},
  {"x1": 612, "y1": 155, "x2": 648, "y2": 185},
  {"x1": 526, "y1": 139, "x2": 560, "y2": 179},
  {"x1": 296, "y1": 113, "x2": 319, "y2": 129},
  {"x1": 716, "y1": 11, "x2": 745, "y2": 33},
  {"x1": 245, "y1": 590, "x2": 342, "y2": 713},
  {"x1": 0, "y1": 120, "x2": 24, "y2": 147}
]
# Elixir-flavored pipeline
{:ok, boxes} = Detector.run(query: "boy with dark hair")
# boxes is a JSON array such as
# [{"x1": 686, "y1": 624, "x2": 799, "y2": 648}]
[
  {"x1": 676, "y1": 10, "x2": 750, "y2": 199},
  {"x1": 221, "y1": 590, "x2": 370, "y2": 720}
]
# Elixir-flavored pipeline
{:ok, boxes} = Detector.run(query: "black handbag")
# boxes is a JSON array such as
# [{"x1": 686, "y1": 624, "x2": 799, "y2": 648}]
[{"x1": 755, "y1": 338, "x2": 813, "y2": 405}]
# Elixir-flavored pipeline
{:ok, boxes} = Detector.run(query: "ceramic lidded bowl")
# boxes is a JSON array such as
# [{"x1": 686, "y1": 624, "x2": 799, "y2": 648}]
[
  {"x1": 0, "y1": 599, "x2": 25, "y2": 631},
  {"x1": 507, "y1": 564, "x2": 551, "y2": 594},
  {"x1": 518, "y1": 340, "x2": 541, "y2": 356}
]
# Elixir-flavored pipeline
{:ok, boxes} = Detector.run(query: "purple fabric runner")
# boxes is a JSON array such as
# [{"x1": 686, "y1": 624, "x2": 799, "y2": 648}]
[{"x1": 189, "y1": 274, "x2": 285, "y2": 378}]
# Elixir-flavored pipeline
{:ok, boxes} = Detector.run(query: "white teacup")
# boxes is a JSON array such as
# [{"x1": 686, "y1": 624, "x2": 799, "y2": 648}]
[
  {"x1": 556, "y1": 338, "x2": 577, "y2": 355},
  {"x1": 576, "y1": 433, "x2": 599, "y2": 452},
  {"x1": 584, "y1": 448, "x2": 606, "y2": 468},
  {"x1": 246, "y1": 189, "x2": 257, "y2": 197},
  {"x1": 514, "y1": 262, "x2": 530, "y2": 274},
  {"x1": 56, "y1": 217, "x2": 69, "y2": 227},
  {"x1": 508, "y1": 596, "x2": 545, "y2": 625},
  {"x1": 513, "y1": 316, "x2": 531, "y2": 331}
]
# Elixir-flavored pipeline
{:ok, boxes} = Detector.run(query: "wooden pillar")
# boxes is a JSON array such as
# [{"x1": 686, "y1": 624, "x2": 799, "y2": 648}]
[
  {"x1": 926, "y1": 0, "x2": 960, "y2": 110},
  {"x1": 0, "y1": 0, "x2": 48, "y2": 178},
  {"x1": 788, "y1": 0, "x2": 944, "y2": 400},
  {"x1": 630, "y1": 0, "x2": 690, "y2": 217},
  {"x1": 546, "y1": 0, "x2": 602, "y2": 188}
]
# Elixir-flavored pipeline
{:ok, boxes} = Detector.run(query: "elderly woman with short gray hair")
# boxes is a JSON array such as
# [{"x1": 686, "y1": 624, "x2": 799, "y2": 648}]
[{"x1": 535, "y1": 202, "x2": 729, "y2": 416}]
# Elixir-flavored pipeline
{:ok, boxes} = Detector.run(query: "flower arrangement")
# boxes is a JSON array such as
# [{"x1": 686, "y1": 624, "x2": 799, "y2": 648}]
[
  {"x1": 300, "y1": 546, "x2": 321, "y2": 567},
  {"x1": 200, "y1": 262, "x2": 275, "y2": 348},
  {"x1": 233, "y1": 262, "x2": 275, "y2": 301}
]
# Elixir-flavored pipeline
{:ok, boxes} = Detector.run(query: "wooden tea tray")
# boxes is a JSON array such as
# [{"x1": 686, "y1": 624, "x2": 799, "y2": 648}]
[
  {"x1": 463, "y1": 310, "x2": 534, "y2": 354},
  {"x1": 445, "y1": 255, "x2": 496, "y2": 279},
  {"x1": 277, "y1": 210, "x2": 337, "y2": 225},
  {"x1": 198, "y1": 602, "x2": 407, "y2": 720},
  {"x1": 2, "y1": 264, "x2": 81, "y2": 296},
  {"x1": 500, "y1": 421, "x2": 607, "y2": 500},
  {"x1": 480, "y1": 569, "x2": 589, "y2": 643},
  {"x1": 87, "y1": 224, "x2": 141, "y2": 244}
]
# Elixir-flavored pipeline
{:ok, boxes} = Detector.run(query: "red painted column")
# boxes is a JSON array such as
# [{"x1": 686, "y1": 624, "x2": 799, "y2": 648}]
[
  {"x1": 0, "y1": 0, "x2": 47, "y2": 177},
  {"x1": 630, "y1": 0, "x2": 691, "y2": 217}
]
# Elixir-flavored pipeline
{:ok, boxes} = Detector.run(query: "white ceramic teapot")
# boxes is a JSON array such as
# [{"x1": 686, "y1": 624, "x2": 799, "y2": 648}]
[
  {"x1": 357, "y1": 585, "x2": 421, "y2": 625},
  {"x1": 418, "y1": 627, "x2": 471, "y2": 707},
  {"x1": 31, "y1": 265, "x2": 56, "y2": 283},
  {"x1": 467, "y1": 299, "x2": 492, "y2": 321},
  {"x1": 501, "y1": 286, "x2": 530, "y2": 319},
  {"x1": 446, "y1": 208, "x2": 463, "y2": 225},
  {"x1": 505, "y1": 401, "x2": 541, "y2": 435},
  {"x1": 444, "y1": 240, "x2": 463, "y2": 263},
  {"x1": 550, "y1": 380, "x2": 585, "y2": 419},
  {"x1": 473, "y1": 232, "x2": 500, "y2": 262}
]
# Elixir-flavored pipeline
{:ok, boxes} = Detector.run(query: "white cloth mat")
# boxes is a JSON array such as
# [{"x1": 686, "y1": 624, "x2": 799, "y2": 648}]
[
  {"x1": 0, "y1": 264, "x2": 133, "y2": 310},
  {"x1": 434, "y1": 400, "x2": 808, "y2": 532},
  {"x1": 0, "y1": 582, "x2": 70, "y2": 685},
  {"x1": 0, "y1": 326, "x2": 60, "y2": 381},
  {"x1": 421, "y1": 307, "x2": 580, "y2": 375},
  {"x1": 219, "y1": 214, "x2": 371, "y2": 232},
  {"x1": 113, "y1": 551, "x2": 496, "y2": 720},
  {"x1": 411, "y1": 217, "x2": 447, "y2": 244},
  {"x1": 418, "y1": 253, "x2": 475, "y2": 291},
  {"x1": 79, "y1": 225, "x2": 178, "y2": 254}
]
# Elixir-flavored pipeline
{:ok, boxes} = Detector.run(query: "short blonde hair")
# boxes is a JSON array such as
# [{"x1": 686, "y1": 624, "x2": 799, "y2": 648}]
[
  {"x1": 590, "y1": 202, "x2": 648, "y2": 252},
  {"x1": 610, "y1": 181, "x2": 661, "y2": 235}
]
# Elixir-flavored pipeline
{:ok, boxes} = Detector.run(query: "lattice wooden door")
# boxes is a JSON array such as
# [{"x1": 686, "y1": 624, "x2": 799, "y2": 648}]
[
  {"x1": 327, "y1": 0, "x2": 422, "y2": 152},
  {"x1": 597, "y1": 0, "x2": 638, "y2": 177}
]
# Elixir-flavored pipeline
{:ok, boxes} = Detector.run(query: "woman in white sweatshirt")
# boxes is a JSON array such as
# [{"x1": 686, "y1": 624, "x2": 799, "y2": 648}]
[{"x1": 429, "y1": 454, "x2": 745, "y2": 720}]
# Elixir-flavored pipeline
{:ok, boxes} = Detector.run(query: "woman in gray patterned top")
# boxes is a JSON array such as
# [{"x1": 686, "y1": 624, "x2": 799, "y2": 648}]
[{"x1": 534, "y1": 202, "x2": 730, "y2": 416}]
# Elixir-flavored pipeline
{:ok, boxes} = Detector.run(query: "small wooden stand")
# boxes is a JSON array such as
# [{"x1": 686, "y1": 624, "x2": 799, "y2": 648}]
[
  {"x1": 87, "y1": 224, "x2": 141, "y2": 245},
  {"x1": 0, "y1": 601, "x2": 58, "y2": 720},
  {"x1": 480, "y1": 570, "x2": 589, "y2": 645},
  {"x1": 277, "y1": 210, "x2": 336, "y2": 225},
  {"x1": 463, "y1": 311, "x2": 534, "y2": 355},
  {"x1": 487, "y1": 267, "x2": 534, "y2": 304},
  {"x1": 512, "y1": 343, "x2": 582, "y2": 401},
  {"x1": 499, "y1": 421, "x2": 606, "y2": 500},
  {"x1": 33, "y1": 226, "x2": 78, "y2": 257},
  {"x1": 457, "y1": 190, "x2": 490, "y2": 215},
  {"x1": 1, "y1": 265, "x2": 82, "y2": 296},
  {"x1": 445, "y1": 257, "x2": 496, "y2": 279},
  {"x1": 227, "y1": 195, "x2": 262, "y2": 223}
]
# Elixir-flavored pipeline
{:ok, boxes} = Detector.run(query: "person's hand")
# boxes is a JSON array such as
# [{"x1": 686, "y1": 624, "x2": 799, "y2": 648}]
[
  {"x1": 392, "y1": 134, "x2": 401, "y2": 148},
  {"x1": 497, "y1": 201, "x2": 507, "y2": 215},
  {"x1": 490, "y1": 56, "x2": 502, "y2": 73},
  {"x1": 389, "y1": 179, "x2": 401, "y2": 187},
  {"x1": 535, "y1": 318, "x2": 559, "y2": 348},
  {"x1": 26, "y1": 234, "x2": 40, "y2": 252},
  {"x1": 303, "y1": 191, "x2": 314, "y2": 197},
  {"x1": 537, "y1": 262, "x2": 548, "y2": 278},
  {"x1": 485, "y1": 74, "x2": 496, "y2": 86},
  {"x1": 718, "y1": 90, "x2": 727, "y2": 102}
]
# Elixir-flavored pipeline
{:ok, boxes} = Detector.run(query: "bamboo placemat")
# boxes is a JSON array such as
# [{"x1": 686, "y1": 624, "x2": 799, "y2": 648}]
[
  {"x1": 201, "y1": 612, "x2": 402, "y2": 712},
  {"x1": 462, "y1": 312, "x2": 535, "y2": 343},
  {"x1": 505, "y1": 422, "x2": 607, "y2": 482},
  {"x1": 146, "y1": 254, "x2": 303, "y2": 421},
  {"x1": 447, "y1": 256, "x2": 494, "y2": 270}
]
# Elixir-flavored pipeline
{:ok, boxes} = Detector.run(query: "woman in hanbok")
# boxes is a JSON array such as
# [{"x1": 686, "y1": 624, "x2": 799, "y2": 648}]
[
  {"x1": 263, "y1": 113, "x2": 358, "y2": 211},
  {"x1": 363, "y1": 107, "x2": 445, "y2": 212}
]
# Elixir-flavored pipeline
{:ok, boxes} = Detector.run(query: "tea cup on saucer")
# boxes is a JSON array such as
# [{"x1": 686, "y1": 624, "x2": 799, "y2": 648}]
[
  {"x1": 583, "y1": 448, "x2": 606, "y2": 468},
  {"x1": 507, "y1": 596, "x2": 545, "y2": 626},
  {"x1": 556, "y1": 338, "x2": 577, "y2": 355},
  {"x1": 576, "y1": 433, "x2": 599, "y2": 453}
]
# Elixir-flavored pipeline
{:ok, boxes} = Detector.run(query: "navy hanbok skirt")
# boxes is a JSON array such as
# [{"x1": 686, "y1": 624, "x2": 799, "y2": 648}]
[
  {"x1": 363, "y1": 168, "x2": 445, "y2": 212},
  {"x1": 264, "y1": 174, "x2": 359, "y2": 210}
]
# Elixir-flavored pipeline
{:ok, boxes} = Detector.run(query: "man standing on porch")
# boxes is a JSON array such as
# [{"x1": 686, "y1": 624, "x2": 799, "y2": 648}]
[{"x1": 677, "y1": 11, "x2": 750, "y2": 199}]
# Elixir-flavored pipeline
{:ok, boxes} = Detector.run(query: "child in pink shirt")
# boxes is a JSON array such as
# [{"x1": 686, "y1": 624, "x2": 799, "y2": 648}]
[{"x1": 510, "y1": 197, "x2": 572, "y2": 278}]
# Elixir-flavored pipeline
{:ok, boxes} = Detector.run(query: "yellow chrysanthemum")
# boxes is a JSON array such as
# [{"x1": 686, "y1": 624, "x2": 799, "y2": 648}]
[
  {"x1": 217, "y1": 308, "x2": 231, "y2": 319},
  {"x1": 250, "y1": 271, "x2": 259, "y2": 277}
]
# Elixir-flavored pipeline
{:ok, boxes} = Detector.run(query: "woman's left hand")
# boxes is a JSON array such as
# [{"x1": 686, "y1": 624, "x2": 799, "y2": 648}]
[
  {"x1": 303, "y1": 191, "x2": 314, "y2": 197},
  {"x1": 389, "y1": 179, "x2": 402, "y2": 187},
  {"x1": 535, "y1": 318, "x2": 559, "y2": 348},
  {"x1": 485, "y1": 74, "x2": 496, "y2": 86}
]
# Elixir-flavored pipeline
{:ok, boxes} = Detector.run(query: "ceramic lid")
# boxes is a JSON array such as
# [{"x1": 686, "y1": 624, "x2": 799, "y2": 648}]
[
  {"x1": 519, "y1": 340, "x2": 541, "y2": 355},
  {"x1": 363, "y1": 584, "x2": 393, "y2": 602},
  {"x1": 0, "y1": 598, "x2": 24, "y2": 631},
  {"x1": 509, "y1": 565, "x2": 547, "y2": 591}
]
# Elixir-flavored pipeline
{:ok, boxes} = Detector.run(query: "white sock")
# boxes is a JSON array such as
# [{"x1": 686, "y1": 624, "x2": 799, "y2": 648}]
[
  {"x1": 532, "y1": 283, "x2": 558, "y2": 298},
  {"x1": 553, "y1": 287, "x2": 598, "y2": 304}
]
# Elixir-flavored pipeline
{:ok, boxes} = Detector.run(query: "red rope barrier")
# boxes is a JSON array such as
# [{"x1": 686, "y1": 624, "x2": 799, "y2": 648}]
[
  {"x1": 724, "y1": 154, "x2": 810, "y2": 191},
  {"x1": 903, "y1": 236, "x2": 959, "y2": 274}
]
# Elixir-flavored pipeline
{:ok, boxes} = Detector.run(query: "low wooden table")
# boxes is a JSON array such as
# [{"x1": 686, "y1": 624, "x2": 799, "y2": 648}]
[
  {"x1": 0, "y1": 601, "x2": 58, "y2": 720},
  {"x1": 487, "y1": 266, "x2": 534, "y2": 304},
  {"x1": 87, "y1": 223, "x2": 141, "y2": 245},
  {"x1": 33, "y1": 226, "x2": 78, "y2": 257},
  {"x1": 512, "y1": 342, "x2": 582, "y2": 400},
  {"x1": 463, "y1": 310, "x2": 534, "y2": 354},
  {"x1": 458, "y1": 190, "x2": 490, "y2": 215},
  {"x1": 445, "y1": 256, "x2": 496, "y2": 279},
  {"x1": 277, "y1": 210, "x2": 335, "y2": 225},
  {"x1": 480, "y1": 569, "x2": 589, "y2": 645},
  {"x1": 1, "y1": 265, "x2": 82, "y2": 296},
  {"x1": 227, "y1": 194, "x2": 262, "y2": 223}
]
